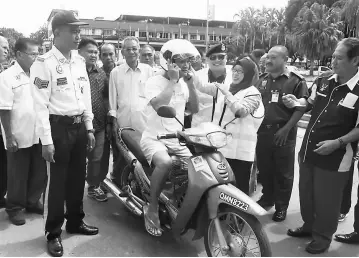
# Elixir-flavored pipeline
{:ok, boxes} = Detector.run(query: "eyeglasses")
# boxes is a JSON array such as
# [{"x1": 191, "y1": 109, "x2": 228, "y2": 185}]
[
  {"x1": 209, "y1": 54, "x2": 226, "y2": 61},
  {"x1": 21, "y1": 52, "x2": 39, "y2": 58},
  {"x1": 232, "y1": 69, "x2": 243, "y2": 74}
]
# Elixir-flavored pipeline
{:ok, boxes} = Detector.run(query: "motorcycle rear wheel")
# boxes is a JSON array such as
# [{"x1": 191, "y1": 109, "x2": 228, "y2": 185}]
[{"x1": 204, "y1": 206, "x2": 271, "y2": 257}]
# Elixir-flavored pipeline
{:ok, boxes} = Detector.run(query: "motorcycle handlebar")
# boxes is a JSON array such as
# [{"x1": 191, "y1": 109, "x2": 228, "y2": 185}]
[{"x1": 157, "y1": 133, "x2": 177, "y2": 140}]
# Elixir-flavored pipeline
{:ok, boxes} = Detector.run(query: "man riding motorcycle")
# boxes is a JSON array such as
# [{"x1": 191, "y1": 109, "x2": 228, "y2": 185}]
[{"x1": 140, "y1": 39, "x2": 200, "y2": 236}]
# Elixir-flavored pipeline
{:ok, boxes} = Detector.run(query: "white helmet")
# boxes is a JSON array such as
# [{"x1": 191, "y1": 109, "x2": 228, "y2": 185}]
[{"x1": 159, "y1": 39, "x2": 200, "y2": 70}]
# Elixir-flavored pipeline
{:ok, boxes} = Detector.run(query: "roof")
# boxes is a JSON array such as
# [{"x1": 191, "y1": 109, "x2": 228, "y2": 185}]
[
  {"x1": 115, "y1": 14, "x2": 234, "y2": 28},
  {"x1": 79, "y1": 19, "x2": 118, "y2": 29}
]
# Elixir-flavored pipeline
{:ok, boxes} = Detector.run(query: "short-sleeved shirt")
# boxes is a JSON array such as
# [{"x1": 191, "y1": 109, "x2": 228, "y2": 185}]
[
  {"x1": 87, "y1": 65, "x2": 107, "y2": 132},
  {"x1": 0, "y1": 62, "x2": 38, "y2": 149},
  {"x1": 256, "y1": 70, "x2": 309, "y2": 125},
  {"x1": 299, "y1": 70, "x2": 359, "y2": 172},
  {"x1": 30, "y1": 46, "x2": 93, "y2": 145},
  {"x1": 142, "y1": 75, "x2": 189, "y2": 140}
]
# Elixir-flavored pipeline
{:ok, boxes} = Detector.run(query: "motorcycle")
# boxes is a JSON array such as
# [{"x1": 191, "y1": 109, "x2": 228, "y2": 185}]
[{"x1": 103, "y1": 105, "x2": 272, "y2": 257}]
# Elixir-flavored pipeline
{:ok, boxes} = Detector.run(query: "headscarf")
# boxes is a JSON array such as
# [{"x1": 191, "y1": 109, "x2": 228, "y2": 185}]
[{"x1": 229, "y1": 58, "x2": 255, "y2": 95}]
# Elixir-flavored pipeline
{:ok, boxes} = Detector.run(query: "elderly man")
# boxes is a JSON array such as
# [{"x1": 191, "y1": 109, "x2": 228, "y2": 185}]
[
  {"x1": 285, "y1": 38, "x2": 359, "y2": 254},
  {"x1": 0, "y1": 38, "x2": 47, "y2": 225},
  {"x1": 31, "y1": 11, "x2": 98, "y2": 257},
  {"x1": 0, "y1": 33, "x2": 9, "y2": 209},
  {"x1": 108, "y1": 36, "x2": 154, "y2": 137}
]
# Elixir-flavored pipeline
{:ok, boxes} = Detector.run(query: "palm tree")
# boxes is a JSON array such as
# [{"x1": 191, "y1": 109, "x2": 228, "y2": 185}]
[
  {"x1": 291, "y1": 3, "x2": 343, "y2": 75},
  {"x1": 339, "y1": 0, "x2": 359, "y2": 37}
]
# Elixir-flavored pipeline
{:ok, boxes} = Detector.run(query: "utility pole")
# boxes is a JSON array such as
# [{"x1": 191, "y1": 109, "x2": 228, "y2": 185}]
[{"x1": 206, "y1": 0, "x2": 209, "y2": 53}]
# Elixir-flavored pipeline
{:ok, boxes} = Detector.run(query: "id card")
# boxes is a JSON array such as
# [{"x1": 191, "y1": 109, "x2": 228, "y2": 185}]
[{"x1": 271, "y1": 91, "x2": 279, "y2": 102}]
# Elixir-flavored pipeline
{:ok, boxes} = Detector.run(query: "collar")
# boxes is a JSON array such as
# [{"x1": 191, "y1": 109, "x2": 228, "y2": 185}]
[
  {"x1": 0, "y1": 64, "x2": 4, "y2": 73},
  {"x1": 103, "y1": 63, "x2": 115, "y2": 74},
  {"x1": 12, "y1": 62, "x2": 27, "y2": 77},
  {"x1": 208, "y1": 68, "x2": 226, "y2": 83},
  {"x1": 124, "y1": 61, "x2": 141, "y2": 72},
  {"x1": 52, "y1": 46, "x2": 74, "y2": 64},
  {"x1": 267, "y1": 69, "x2": 290, "y2": 79},
  {"x1": 87, "y1": 65, "x2": 99, "y2": 74},
  {"x1": 328, "y1": 69, "x2": 359, "y2": 91}
]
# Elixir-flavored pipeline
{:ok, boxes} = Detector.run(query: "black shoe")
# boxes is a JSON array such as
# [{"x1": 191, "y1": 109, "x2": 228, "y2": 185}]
[
  {"x1": 66, "y1": 221, "x2": 99, "y2": 235},
  {"x1": 8, "y1": 210, "x2": 26, "y2": 226},
  {"x1": 287, "y1": 227, "x2": 312, "y2": 238},
  {"x1": 47, "y1": 237, "x2": 63, "y2": 257},
  {"x1": 272, "y1": 210, "x2": 287, "y2": 222},
  {"x1": 257, "y1": 198, "x2": 274, "y2": 208},
  {"x1": 335, "y1": 232, "x2": 359, "y2": 244},
  {"x1": 26, "y1": 202, "x2": 44, "y2": 215},
  {"x1": 305, "y1": 240, "x2": 329, "y2": 254}
]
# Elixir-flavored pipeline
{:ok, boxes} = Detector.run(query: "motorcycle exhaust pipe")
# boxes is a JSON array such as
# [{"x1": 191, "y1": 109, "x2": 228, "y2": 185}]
[{"x1": 103, "y1": 178, "x2": 143, "y2": 217}]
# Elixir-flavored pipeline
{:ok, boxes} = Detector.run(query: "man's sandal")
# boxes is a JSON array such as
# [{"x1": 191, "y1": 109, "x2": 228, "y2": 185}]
[{"x1": 143, "y1": 205, "x2": 163, "y2": 237}]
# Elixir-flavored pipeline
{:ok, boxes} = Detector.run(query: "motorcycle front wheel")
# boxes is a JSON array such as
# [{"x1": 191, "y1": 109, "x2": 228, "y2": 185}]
[{"x1": 204, "y1": 206, "x2": 272, "y2": 257}]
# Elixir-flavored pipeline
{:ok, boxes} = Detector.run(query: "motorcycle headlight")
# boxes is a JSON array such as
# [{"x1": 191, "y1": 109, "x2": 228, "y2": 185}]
[{"x1": 207, "y1": 132, "x2": 228, "y2": 148}]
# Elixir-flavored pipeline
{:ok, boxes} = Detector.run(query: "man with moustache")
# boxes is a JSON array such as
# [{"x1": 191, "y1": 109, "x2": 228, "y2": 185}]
[
  {"x1": 78, "y1": 38, "x2": 108, "y2": 202},
  {"x1": 191, "y1": 43, "x2": 233, "y2": 128},
  {"x1": 0, "y1": 33, "x2": 9, "y2": 209},
  {"x1": 255, "y1": 45, "x2": 308, "y2": 222},
  {"x1": 30, "y1": 10, "x2": 98, "y2": 257}
]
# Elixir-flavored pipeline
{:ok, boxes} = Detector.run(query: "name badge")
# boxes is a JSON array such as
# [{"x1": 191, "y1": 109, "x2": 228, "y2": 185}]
[
  {"x1": 341, "y1": 92, "x2": 358, "y2": 108},
  {"x1": 57, "y1": 77, "x2": 68, "y2": 86},
  {"x1": 271, "y1": 91, "x2": 279, "y2": 102}
]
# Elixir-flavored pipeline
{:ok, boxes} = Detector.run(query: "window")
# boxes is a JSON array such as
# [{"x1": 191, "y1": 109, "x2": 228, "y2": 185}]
[
  {"x1": 104, "y1": 29, "x2": 114, "y2": 36},
  {"x1": 149, "y1": 32, "x2": 155, "y2": 38},
  {"x1": 92, "y1": 29, "x2": 96, "y2": 35},
  {"x1": 210, "y1": 35, "x2": 215, "y2": 41},
  {"x1": 81, "y1": 28, "x2": 92, "y2": 35},
  {"x1": 183, "y1": 34, "x2": 188, "y2": 39},
  {"x1": 139, "y1": 31, "x2": 147, "y2": 38},
  {"x1": 200, "y1": 35, "x2": 205, "y2": 40},
  {"x1": 190, "y1": 34, "x2": 197, "y2": 40},
  {"x1": 163, "y1": 33, "x2": 169, "y2": 38},
  {"x1": 174, "y1": 33, "x2": 178, "y2": 39}
]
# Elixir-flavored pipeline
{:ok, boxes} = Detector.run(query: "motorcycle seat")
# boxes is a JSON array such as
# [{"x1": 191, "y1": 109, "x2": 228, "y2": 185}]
[{"x1": 121, "y1": 129, "x2": 150, "y2": 168}]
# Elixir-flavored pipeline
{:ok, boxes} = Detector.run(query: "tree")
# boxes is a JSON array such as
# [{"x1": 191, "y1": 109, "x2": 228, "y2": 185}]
[
  {"x1": 30, "y1": 24, "x2": 48, "y2": 45},
  {"x1": 291, "y1": 3, "x2": 343, "y2": 75},
  {"x1": 339, "y1": 0, "x2": 359, "y2": 37}
]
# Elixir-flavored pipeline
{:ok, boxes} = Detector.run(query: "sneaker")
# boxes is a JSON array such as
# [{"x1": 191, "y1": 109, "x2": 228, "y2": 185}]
[
  {"x1": 338, "y1": 213, "x2": 348, "y2": 222},
  {"x1": 8, "y1": 210, "x2": 26, "y2": 226},
  {"x1": 88, "y1": 186, "x2": 108, "y2": 202}
]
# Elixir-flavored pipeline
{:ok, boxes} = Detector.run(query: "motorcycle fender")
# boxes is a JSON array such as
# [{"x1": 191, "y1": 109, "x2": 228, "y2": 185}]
[
  {"x1": 192, "y1": 201, "x2": 208, "y2": 241},
  {"x1": 207, "y1": 184, "x2": 267, "y2": 219},
  {"x1": 172, "y1": 155, "x2": 219, "y2": 236}
]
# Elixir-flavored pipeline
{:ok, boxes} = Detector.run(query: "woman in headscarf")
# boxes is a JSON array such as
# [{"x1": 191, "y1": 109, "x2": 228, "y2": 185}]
[{"x1": 195, "y1": 57, "x2": 264, "y2": 194}]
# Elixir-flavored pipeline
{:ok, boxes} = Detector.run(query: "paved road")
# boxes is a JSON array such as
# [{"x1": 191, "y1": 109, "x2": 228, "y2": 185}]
[{"x1": 0, "y1": 128, "x2": 358, "y2": 257}]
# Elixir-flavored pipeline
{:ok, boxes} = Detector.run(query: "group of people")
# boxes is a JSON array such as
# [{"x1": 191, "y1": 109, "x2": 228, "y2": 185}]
[{"x1": 1, "y1": 9, "x2": 359, "y2": 257}]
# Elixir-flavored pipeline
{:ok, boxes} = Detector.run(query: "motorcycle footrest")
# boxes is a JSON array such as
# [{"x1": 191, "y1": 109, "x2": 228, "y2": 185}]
[{"x1": 119, "y1": 192, "x2": 129, "y2": 197}]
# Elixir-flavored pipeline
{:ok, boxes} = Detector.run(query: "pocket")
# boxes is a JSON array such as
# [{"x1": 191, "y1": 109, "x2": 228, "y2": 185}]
[{"x1": 337, "y1": 104, "x2": 357, "y2": 123}]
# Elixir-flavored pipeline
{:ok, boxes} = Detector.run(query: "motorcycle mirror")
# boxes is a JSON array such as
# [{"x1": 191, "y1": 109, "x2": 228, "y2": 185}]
[{"x1": 157, "y1": 105, "x2": 177, "y2": 118}]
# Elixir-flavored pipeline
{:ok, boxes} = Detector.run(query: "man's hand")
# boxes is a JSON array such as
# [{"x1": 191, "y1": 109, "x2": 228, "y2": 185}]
[
  {"x1": 87, "y1": 132, "x2": 95, "y2": 152},
  {"x1": 167, "y1": 59, "x2": 180, "y2": 82},
  {"x1": 42, "y1": 144, "x2": 55, "y2": 163},
  {"x1": 6, "y1": 135, "x2": 18, "y2": 152},
  {"x1": 282, "y1": 94, "x2": 299, "y2": 109},
  {"x1": 314, "y1": 140, "x2": 340, "y2": 155},
  {"x1": 274, "y1": 127, "x2": 291, "y2": 146},
  {"x1": 183, "y1": 70, "x2": 195, "y2": 85}
]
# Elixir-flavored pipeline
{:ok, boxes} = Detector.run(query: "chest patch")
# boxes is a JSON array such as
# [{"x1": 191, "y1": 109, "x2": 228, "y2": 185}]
[{"x1": 57, "y1": 77, "x2": 68, "y2": 86}]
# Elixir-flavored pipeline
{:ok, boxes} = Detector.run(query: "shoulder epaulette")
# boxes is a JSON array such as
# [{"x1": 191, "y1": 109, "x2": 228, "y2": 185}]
[
  {"x1": 289, "y1": 70, "x2": 304, "y2": 80},
  {"x1": 318, "y1": 70, "x2": 334, "y2": 79},
  {"x1": 259, "y1": 72, "x2": 268, "y2": 78}
]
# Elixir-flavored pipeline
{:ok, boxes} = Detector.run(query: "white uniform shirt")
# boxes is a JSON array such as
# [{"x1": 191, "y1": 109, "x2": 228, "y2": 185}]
[
  {"x1": 0, "y1": 62, "x2": 38, "y2": 149},
  {"x1": 30, "y1": 46, "x2": 93, "y2": 145},
  {"x1": 109, "y1": 62, "x2": 154, "y2": 133},
  {"x1": 142, "y1": 75, "x2": 189, "y2": 140},
  {"x1": 192, "y1": 66, "x2": 233, "y2": 127}
]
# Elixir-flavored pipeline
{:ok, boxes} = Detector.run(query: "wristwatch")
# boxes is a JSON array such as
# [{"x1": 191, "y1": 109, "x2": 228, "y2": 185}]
[{"x1": 87, "y1": 129, "x2": 95, "y2": 134}]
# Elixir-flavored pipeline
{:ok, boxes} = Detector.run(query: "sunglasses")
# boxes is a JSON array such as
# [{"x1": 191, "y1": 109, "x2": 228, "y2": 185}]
[{"x1": 209, "y1": 54, "x2": 226, "y2": 61}]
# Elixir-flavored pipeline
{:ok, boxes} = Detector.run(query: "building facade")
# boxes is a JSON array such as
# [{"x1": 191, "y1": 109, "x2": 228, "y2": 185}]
[{"x1": 43, "y1": 9, "x2": 235, "y2": 52}]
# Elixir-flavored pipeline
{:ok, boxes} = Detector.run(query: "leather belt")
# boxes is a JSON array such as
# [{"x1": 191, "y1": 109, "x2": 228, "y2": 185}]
[
  {"x1": 50, "y1": 114, "x2": 84, "y2": 125},
  {"x1": 260, "y1": 123, "x2": 286, "y2": 129}
]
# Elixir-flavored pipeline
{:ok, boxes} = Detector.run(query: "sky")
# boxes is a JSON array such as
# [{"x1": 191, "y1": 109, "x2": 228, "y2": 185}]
[{"x1": 1, "y1": 0, "x2": 288, "y2": 36}]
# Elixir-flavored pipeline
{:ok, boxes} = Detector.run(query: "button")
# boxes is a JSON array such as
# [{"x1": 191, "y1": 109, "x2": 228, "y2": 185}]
[
  {"x1": 325, "y1": 110, "x2": 327, "y2": 112},
  {"x1": 268, "y1": 101, "x2": 271, "y2": 103},
  {"x1": 318, "y1": 120, "x2": 320, "y2": 123},
  {"x1": 273, "y1": 80, "x2": 275, "y2": 82},
  {"x1": 312, "y1": 130, "x2": 314, "y2": 132}
]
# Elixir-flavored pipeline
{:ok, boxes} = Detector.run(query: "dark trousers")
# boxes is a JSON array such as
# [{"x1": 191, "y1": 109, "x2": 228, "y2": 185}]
[
  {"x1": 44, "y1": 121, "x2": 87, "y2": 240},
  {"x1": 340, "y1": 163, "x2": 354, "y2": 214},
  {"x1": 299, "y1": 160, "x2": 349, "y2": 246},
  {"x1": 87, "y1": 130, "x2": 107, "y2": 187},
  {"x1": 227, "y1": 158, "x2": 252, "y2": 195},
  {"x1": 6, "y1": 144, "x2": 47, "y2": 213},
  {"x1": 0, "y1": 135, "x2": 7, "y2": 204},
  {"x1": 256, "y1": 127, "x2": 296, "y2": 211}
]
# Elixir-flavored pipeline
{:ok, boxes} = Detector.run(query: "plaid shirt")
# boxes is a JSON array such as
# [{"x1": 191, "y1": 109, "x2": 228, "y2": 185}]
[{"x1": 87, "y1": 65, "x2": 107, "y2": 132}]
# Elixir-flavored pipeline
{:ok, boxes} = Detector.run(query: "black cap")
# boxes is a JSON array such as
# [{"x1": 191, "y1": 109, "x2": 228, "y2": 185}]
[
  {"x1": 52, "y1": 10, "x2": 88, "y2": 32},
  {"x1": 206, "y1": 43, "x2": 226, "y2": 57}
]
